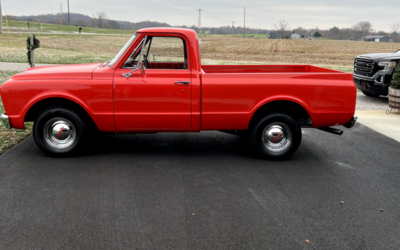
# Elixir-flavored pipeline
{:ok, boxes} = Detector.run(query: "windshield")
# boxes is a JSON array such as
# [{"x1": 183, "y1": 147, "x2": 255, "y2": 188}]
[{"x1": 108, "y1": 34, "x2": 138, "y2": 67}]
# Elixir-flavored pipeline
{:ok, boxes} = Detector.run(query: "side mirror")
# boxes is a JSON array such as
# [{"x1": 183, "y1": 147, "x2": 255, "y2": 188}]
[{"x1": 122, "y1": 62, "x2": 145, "y2": 78}]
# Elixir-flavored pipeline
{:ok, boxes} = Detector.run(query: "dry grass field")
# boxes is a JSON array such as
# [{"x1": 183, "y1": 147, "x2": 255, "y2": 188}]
[
  {"x1": 0, "y1": 34, "x2": 399, "y2": 71},
  {"x1": 201, "y1": 36, "x2": 399, "y2": 67}
]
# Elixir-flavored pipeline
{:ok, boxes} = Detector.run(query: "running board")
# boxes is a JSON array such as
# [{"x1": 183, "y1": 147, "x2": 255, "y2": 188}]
[{"x1": 318, "y1": 127, "x2": 343, "y2": 136}]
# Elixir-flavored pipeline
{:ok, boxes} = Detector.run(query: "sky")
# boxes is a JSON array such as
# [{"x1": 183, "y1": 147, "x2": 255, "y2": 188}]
[{"x1": 2, "y1": 0, "x2": 400, "y2": 32}]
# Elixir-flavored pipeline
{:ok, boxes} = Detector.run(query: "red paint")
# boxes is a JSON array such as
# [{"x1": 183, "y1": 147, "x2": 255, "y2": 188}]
[
  {"x1": 271, "y1": 132, "x2": 282, "y2": 143},
  {"x1": 56, "y1": 127, "x2": 64, "y2": 139},
  {"x1": 0, "y1": 28, "x2": 356, "y2": 133}
]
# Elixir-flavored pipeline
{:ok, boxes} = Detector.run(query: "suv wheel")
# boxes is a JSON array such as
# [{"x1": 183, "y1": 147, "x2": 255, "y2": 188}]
[
  {"x1": 249, "y1": 113, "x2": 302, "y2": 160},
  {"x1": 33, "y1": 107, "x2": 87, "y2": 156}
]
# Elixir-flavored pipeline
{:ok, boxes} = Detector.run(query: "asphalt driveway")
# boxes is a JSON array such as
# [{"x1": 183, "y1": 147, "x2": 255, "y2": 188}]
[{"x1": 0, "y1": 124, "x2": 400, "y2": 250}]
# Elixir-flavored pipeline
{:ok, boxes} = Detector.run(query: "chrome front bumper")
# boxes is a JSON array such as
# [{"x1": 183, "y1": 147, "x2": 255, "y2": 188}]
[
  {"x1": 353, "y1": 71, "x2": 391, "y2": 86},
  {"x1": 0, "y1": 114, "x2": 11, "y2": 129}
]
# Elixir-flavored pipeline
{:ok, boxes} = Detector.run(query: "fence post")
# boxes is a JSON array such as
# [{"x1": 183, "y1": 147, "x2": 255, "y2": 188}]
[
  {"x1": 30, "y1": 35, "x2": 35, "y2": 67},
  {"x1": 27, "y1": 21, "x2": 30, "y2": 29},
  {"x1": 0, "y1": 2, "x2": 3, "y2": 34}
]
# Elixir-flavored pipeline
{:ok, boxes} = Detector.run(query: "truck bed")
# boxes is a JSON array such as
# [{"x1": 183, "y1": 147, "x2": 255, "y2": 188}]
[
  {"x1": 200, "y1": 64, "x2": 356, "y2": 130},
  {"x1": 201, "y1": 65, "x2": 341, "y2": 74}
]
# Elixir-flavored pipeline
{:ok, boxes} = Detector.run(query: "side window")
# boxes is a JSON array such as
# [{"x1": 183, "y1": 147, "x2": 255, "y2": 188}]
[
  {"x1": 146, "y1": 36, "x2": 188, "y2": 70},
  {"x1": 122, "y1": 36, "x2": 188, "y2": 70}
]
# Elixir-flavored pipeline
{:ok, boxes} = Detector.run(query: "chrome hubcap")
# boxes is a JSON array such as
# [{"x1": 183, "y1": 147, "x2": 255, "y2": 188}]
[
  {"x1": 44, "y1": 118, "x2": 76, "y2": 149},
  {"x1": 262, "y1": 123, "x2": 292, "y2": 153}
]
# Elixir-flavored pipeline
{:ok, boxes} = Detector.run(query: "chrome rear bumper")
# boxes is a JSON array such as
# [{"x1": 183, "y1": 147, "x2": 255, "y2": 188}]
[{"x1": 0, "y1": 114, "x2": 12, "y2": 129}]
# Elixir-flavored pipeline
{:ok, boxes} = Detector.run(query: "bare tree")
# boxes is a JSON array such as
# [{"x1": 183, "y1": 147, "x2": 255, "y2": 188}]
[
  {"x1": 352, "y1": 21, "x2": 373, "y2": 38},
  {"x1": 391, "y1": 23, "x2": 400, "y2": 34},
  {"x1": 390, "y1": 23, "x2": 400, "y2": 42},
  {"x1": 92, "y1": 12, "x2": 108, "y2": 28},
  {"x1": 274, "y1": 20, "x2": 290, "y2": 39}
]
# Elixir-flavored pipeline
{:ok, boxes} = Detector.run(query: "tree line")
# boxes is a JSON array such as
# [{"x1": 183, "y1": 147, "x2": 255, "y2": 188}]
[{"x1": 275, "y1": 20, "x2": 400, "y2": 42}]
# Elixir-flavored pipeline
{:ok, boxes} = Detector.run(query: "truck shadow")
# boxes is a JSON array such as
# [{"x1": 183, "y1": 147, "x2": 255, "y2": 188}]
[{"x1": 82, "y1": 131, "x2": 258, "y2": 160}]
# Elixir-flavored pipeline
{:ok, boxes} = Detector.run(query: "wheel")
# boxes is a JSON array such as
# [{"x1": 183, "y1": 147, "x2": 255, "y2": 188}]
[
  {"x1": 249, "y1": 113, "x2": 302, "y2": 160},
  {"x1": 361, "y1": 91, "x2": 380, "y2": 97},
  {"x1": 33, "y1": 107, "x2": 87, "y2": 156}
]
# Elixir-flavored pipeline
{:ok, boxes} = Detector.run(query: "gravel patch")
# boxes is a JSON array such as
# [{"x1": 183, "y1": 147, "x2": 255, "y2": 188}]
[{"x1": 356, "y1": 92, "x2": 389, "y2": 110}]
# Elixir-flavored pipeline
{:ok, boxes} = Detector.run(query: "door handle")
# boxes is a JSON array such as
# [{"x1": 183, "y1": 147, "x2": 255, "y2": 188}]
[{"x1": 175, "y1": 81, "x2": 190, "y2": 85}]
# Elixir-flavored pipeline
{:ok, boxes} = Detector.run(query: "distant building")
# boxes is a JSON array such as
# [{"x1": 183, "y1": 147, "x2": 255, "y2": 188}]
[
  {"x1": 269, "y1": 32, "x2": 278, "y2": 39},
  {"x1": 362, "y1": 35, "x2": 390, "y2": 43},
  {"x1": 269, "y1": 32, "x2": 290, "y2": 39},
  {"x1": 291, "y1": 33, "x2": 301, "y2": 39}
]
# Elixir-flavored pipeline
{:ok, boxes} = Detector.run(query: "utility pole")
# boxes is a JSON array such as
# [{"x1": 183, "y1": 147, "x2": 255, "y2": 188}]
[
  {"x1": 196, "y1": 8, "x2": 203, "y2": 35},
  {"x1": 0, "y1": 0, "x2": 3, "y2": 34},
  {"x1": 67, "y1": 0, "x2": 70, "y2": 25},
  {"x1": 232, "y1": 21, "x2": 235, "y2": 35},
  {"x1": 60, "y1": 4, "x2": 63, "y2": 25},
  {"x1": 243, "y1": 6, "x2": 246, "y2": 38}
]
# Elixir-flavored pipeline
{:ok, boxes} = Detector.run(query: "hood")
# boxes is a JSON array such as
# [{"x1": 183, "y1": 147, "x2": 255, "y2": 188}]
[
  {"x1": 357, "y1": 53, "x2": 400, "y2": 60},
  {"x1": 11, "y1": 63, "x2": 101, "y2": 81}
]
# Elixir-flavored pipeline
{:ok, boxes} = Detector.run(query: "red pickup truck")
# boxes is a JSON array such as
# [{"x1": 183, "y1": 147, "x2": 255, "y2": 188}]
[{"x1": 0, "y1": 28, "x2": 357, "y2": 159}]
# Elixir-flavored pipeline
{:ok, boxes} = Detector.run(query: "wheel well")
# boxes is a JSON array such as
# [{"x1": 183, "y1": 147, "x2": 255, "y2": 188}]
[
  {"x1": 24, "y1": 98, "x2": 99, "y2": 131},
  {"x1": 249, "y1": 101, "x2": 312, "y2": 128}
]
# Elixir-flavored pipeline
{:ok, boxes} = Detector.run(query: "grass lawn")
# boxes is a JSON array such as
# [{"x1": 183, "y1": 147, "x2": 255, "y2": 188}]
[
  {"x1": 0, "y1": 33, "x2": 122, "y2": 64},
  {"x1": 0, "y1": 71, "x2": 32, "y2": 155},
  {"x1": 4, "y1": 20, "x2": 134, "y2": 35}
]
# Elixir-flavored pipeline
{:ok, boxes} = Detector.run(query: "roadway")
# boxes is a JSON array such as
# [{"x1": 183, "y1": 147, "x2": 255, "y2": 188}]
[{"x1": 0, "y1": 124, "x2": 399, "y2": 249}]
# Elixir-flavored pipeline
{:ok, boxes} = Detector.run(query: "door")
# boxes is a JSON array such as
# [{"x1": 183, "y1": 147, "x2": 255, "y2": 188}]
[{"x1": 113, "y1": 35, "x2": 192, "y2": 132}]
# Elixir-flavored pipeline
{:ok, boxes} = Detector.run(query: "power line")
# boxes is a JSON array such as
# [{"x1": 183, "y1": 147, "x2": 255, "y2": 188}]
[
  {"x1": 203, "y1": 10, "x2": 232, "y2": 23},
  {"x1": 245, "y1": 7, "x2": 331, "y2": 29}
]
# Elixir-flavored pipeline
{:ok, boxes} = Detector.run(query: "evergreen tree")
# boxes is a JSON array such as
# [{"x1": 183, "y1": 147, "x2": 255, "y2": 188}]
[
  {"x1": 391, "y1": 64, "x2": 400, "y2": 89},
  {"x1": 314, "y1": 32, "x2": 322, "y2": 38}
]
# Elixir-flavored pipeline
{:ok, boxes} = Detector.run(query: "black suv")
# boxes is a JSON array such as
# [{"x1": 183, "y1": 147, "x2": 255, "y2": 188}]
[{"x1": 353, "y1": 50, "x2": 400, "y2": 97}]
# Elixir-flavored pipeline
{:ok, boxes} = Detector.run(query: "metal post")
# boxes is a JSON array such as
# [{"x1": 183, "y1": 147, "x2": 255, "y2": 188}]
[
  {"x1": 243, "y1": 6, "x2": 246, "y2": 38},
  {"x1": 197, "y1": 8, "x2": 203, "y2": 36},
  {"x1": 30, "y1": 35, "x2": 35, "y2": 68},
  {"x1": 67, "y1": 0, "x2": 70, "y2": 25},
  {"x1": 0, "y1": 0, "x2": 3, "y2": 34}
]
